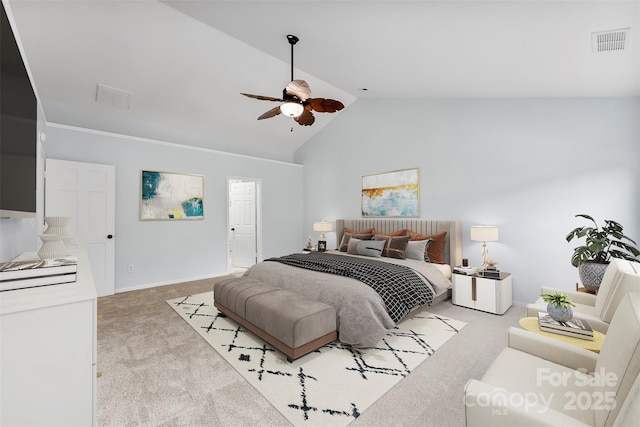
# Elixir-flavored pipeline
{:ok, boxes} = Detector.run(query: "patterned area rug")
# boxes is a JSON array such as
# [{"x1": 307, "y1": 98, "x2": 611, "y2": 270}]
[{"x1": 167, "y1": 292, "x2": 465, "y2": 427}]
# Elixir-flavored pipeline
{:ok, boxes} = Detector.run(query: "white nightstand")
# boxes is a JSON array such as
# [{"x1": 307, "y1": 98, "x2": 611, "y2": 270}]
[{"x1": 452, "y1": 272, "x2": 512, "y2": 314}]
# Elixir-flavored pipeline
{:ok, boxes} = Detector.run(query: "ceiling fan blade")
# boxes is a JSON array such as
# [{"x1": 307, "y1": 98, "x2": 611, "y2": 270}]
[
  {"x1": 295, "y1": 109, "x2": 315, "y2": 126},
  {"x1": 257, "y1": 105, "x2": 282, "y2": 120},
  {"x1": 306, "y1": 98, "x2": 345, "y2": 113},
  {"x1": 241, "y1": 93, "x2": 284, "y2": 102}
]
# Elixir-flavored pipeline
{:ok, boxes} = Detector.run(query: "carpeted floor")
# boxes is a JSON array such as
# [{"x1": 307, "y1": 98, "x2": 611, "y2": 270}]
[{"x1": 96, "y1": 276, "x2": 525, "y2": 426}]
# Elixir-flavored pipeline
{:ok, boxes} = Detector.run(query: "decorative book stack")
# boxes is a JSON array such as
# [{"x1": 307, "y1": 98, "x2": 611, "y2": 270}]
[
  {"x1": 482, "y1": 266, "x2": 501, "y2": 279},
  {"x1": 0, "y1": 256, "x2": 78, "y2": 292},
  {"x1": 538, "y1": 312, "x2": 594, "y2": 341},
  {"x1": 453, "y1": 266, "x2": 479, "y2": 276}
]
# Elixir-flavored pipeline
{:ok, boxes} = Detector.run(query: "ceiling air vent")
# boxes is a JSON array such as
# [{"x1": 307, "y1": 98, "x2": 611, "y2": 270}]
[
  {"x1": 591, "y1": 28, "x2": 630, "y2": 53},
  {"x1": 96, "y1": 84, "x2": 132, "y2": 110}
]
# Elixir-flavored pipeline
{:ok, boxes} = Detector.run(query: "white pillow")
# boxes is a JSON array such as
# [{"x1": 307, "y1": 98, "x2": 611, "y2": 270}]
[{"x1": 355, "y1": 239, "x2": 386, "y2": 258}]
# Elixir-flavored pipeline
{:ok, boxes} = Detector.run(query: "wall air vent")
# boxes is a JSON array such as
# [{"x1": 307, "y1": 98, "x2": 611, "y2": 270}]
[
  {"x1": 591, "y1": 28, "x2": 630, "y2": 53},
  {"x1": 96, "y1": 84, "x2": 132, "y2": 109}
]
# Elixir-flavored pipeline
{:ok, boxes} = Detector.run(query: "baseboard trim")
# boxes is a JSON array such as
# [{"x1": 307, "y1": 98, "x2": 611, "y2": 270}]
[{"x1": 114, "y1": 272, "x2": 228, "y2": 294}]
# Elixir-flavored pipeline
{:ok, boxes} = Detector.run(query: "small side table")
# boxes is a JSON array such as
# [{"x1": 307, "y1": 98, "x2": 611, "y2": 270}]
[
  {"x1": 452, "y1": 272, "x2": 512, "y2": 314},
  {"x1": 575, "y1": 282, "x2": 598, "y2": 295},
  {"x1": 519, "y1": 317, "x2": 605, "y2": 353}
]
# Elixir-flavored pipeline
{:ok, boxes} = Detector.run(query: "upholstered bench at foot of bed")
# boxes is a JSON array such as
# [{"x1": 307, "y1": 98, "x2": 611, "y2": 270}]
[{"x1": 213, "y1": 277, "x2": 338, "y2": 362}]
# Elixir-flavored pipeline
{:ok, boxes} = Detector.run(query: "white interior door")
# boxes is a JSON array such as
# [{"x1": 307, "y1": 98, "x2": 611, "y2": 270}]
[
  {"x1": 228, "y1": 179, "x2": 257, "y2": 269},
  {"x1": 45, "y1": 159, "x2": 115, "y2": 297}
]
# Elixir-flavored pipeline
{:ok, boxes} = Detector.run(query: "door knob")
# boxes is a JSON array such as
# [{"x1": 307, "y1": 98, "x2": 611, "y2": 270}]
[
  {"x1": 107, "y1": 234, "x2": 113, "y2": 239},
  {"x1": 230, "y1": 228, "x2": 235, "y2": 231}
]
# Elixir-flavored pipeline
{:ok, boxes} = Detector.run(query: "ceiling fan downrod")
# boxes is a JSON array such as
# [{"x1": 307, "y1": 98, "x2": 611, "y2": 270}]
[{"x1": 287, "y1": 34, "x2": 299, "y2": 83}]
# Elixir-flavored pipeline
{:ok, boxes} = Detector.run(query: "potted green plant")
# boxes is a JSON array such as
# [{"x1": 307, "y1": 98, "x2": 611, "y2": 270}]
[
  {"x1": 541, "y1": 291, "x2": 575, "y2": 322},
  {"x1": 566, "y1": 214, "x2": 640, "y2": 292}
]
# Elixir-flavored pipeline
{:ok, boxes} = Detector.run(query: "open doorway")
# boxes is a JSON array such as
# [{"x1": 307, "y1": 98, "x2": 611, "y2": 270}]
[{"x1": 227, "y1": 176, "x2": 261, "y2": 275}]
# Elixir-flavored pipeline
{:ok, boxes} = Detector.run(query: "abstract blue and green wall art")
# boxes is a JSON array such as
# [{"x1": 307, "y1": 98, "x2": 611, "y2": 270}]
[
  {"x1": 140, "y1": 170, "x2": 204, "y2": 220},
  {"x1": 361, "y1": 168, "x2": 420, "y2": 217}
]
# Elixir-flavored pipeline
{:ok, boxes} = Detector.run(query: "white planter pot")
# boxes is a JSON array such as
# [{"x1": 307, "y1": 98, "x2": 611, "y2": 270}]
[{"x1": 578, "y1": 262, "x2": 609, "y2": 293}]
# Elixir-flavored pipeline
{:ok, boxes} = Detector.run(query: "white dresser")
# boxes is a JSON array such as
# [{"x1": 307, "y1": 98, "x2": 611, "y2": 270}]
[{"x1": 0, "y1": 250, "x2": 97, "y2": 426}]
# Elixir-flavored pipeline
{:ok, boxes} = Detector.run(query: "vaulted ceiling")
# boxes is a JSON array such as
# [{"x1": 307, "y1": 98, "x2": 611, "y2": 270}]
[{"x1": 6, "y1": 0, "x2": 639, "y2": 162}]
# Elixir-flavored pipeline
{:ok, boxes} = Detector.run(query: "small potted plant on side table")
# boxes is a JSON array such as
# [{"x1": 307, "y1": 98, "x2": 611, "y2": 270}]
[{"x1": 541, "y1": 291, "x2": 575, "y2": 322}]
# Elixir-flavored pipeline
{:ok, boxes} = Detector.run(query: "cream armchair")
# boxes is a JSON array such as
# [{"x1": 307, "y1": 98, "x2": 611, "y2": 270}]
[
  {"x1": 526, "y1": 259, "x2": 640, "y2": 333},
  {"x1": 465, "y1": 292, "x2": 640, "y2": 427}
]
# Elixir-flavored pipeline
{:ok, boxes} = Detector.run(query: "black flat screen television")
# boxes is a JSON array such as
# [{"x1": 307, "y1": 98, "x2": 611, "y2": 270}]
[{"x1": 1, "y1": 3, "x2": 37, "y2": 218}]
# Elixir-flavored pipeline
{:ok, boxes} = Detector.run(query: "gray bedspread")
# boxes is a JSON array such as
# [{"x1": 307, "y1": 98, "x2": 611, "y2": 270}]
[{"x1": 243, "y1": 250, "x2": 452, "y2": 347}]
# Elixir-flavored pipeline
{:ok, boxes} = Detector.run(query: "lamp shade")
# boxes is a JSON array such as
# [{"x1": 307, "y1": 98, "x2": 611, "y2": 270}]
[
  {"x1": 313, "y1": 221, "x2": 333, "y2": 233},
  {"x1": 470, "y1": 225, "x2": 499, "y2": 242},
  {"x1": 280, "y1": 102, "x2": 304, "y2": 117}
]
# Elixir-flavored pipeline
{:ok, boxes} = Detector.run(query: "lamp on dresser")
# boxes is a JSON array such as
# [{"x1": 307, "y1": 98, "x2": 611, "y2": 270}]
[
  {"x1": 313, "y1": 221, "x2": 333, "y2": 252},
  {"x1": 470, "y1": 225, "x2": 499, "y2": 270}
]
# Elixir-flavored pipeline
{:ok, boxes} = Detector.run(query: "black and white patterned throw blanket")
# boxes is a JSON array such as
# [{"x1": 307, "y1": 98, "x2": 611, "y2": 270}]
[{"x1": 265, "y1": 252, "x2": 433, "y2": 323}]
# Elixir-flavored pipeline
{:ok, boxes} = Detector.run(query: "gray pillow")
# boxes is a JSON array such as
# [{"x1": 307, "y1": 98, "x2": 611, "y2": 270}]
[
  {"x1": 408, "y1": 238, "x2": 434, "y2": 262},
  {"x1": 353, "y1": 239, "x2": 386, "y2": 258},
  {"x1": 405, "y1": 239, "x2": 429, "y2": 261},
  {"x1": 339, "y1": 233, "x2": 374, "y2": 251},
  {"x1": 347, "y1": 238, "x2": 362, "y2": 254}
]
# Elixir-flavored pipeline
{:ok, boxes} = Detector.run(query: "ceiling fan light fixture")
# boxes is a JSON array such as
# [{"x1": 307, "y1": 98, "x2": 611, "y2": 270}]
[{"x1": 280, "y1": 102, "x2": 304, "y2": 117}]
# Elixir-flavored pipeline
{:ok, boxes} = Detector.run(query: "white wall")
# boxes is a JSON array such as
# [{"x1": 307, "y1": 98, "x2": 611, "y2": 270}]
[
  {"x1": 42, "y1": 124, "x2": 304, "y2": 292},
  {"x1": 0, "y1": 218, "x2": 37, "y2": 261},
  {"x1": 295, "y1": 97, "x2": 640, "y2": 305}
]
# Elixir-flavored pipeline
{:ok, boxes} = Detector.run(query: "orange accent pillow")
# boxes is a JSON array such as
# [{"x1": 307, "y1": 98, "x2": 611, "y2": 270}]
[{"x1": 404, "y1": 230, "x2": 447, "y2": 264}]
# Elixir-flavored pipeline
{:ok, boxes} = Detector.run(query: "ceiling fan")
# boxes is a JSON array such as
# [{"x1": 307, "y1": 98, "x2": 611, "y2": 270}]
[{"x1": 241, "y1": 34, "x2": 344, "y2": 127}]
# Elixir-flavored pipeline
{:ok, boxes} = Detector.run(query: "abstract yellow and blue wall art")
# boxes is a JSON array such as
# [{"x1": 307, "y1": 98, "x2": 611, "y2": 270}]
[
  {"x1": 140, "y1": 170, "x2": 204, "y2": 220},
  {"x1": 362, "y1": 168, "x2": 420, "y2": 217}
]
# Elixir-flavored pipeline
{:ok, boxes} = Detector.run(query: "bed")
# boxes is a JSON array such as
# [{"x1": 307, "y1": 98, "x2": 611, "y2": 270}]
[{"x1": 243, "y1": 219, "x2": 462, "y2": 347}]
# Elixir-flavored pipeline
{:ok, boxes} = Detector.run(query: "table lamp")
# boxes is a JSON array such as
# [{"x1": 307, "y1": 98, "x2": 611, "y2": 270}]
[
  {"x1": 470, "y1": 225, "x2": 499, "y2": 270},
  {"x1": 313, "y1": 221, "x2": 333, "y2": 252}
]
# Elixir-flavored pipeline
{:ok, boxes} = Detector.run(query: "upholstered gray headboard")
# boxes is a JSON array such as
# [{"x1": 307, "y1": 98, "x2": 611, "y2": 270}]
[{"x1": 335, "y1": 219, "x2": 462, "y2": 266}]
